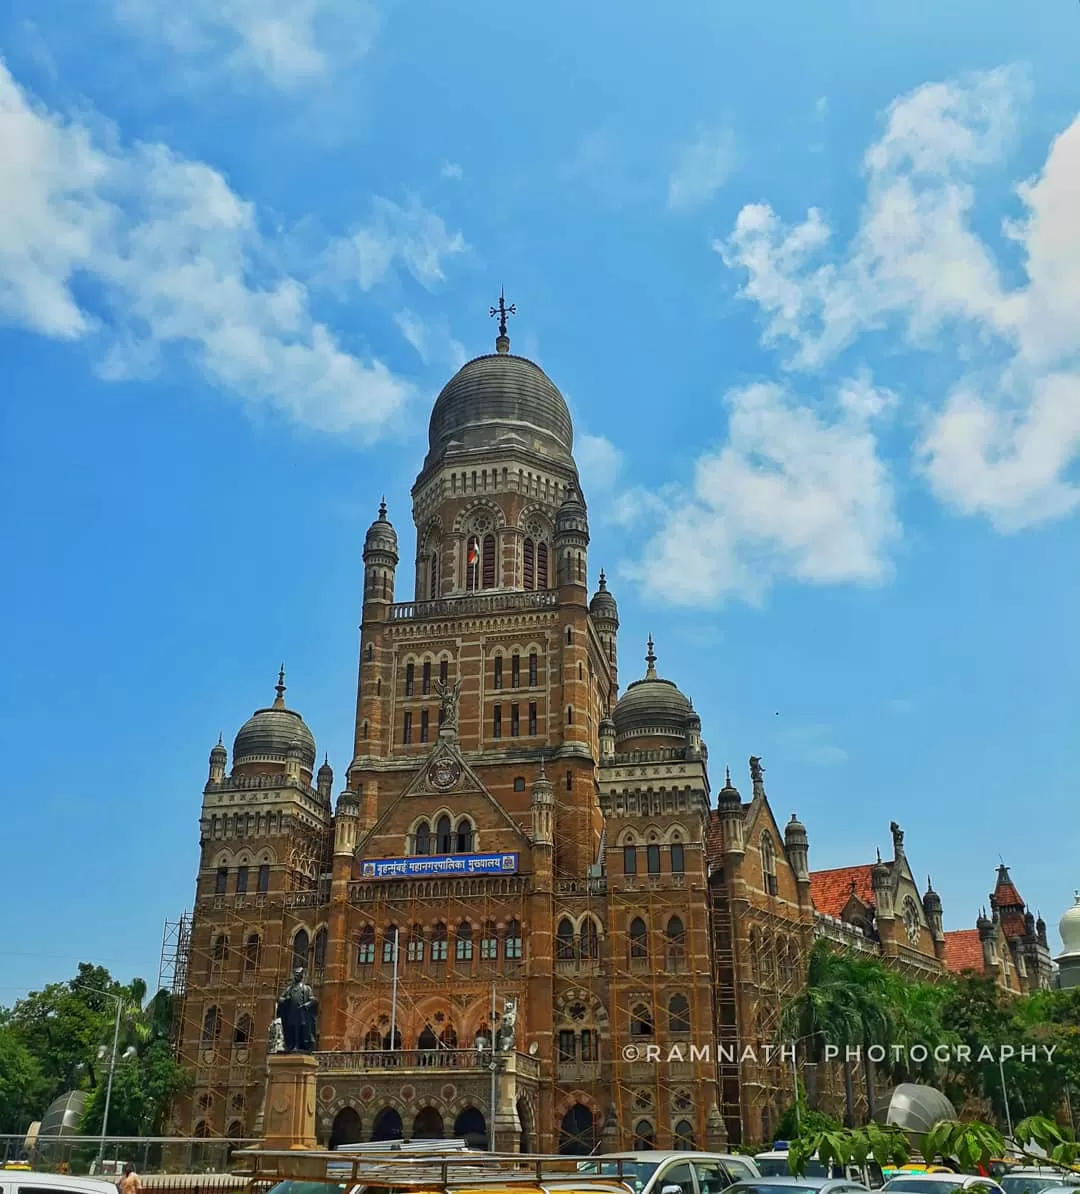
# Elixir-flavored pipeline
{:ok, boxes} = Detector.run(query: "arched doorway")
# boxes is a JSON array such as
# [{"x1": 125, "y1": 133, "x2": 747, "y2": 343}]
[
  {"x1": 516, "y1": 1097, "x2": 533, "y2": 1154},
  {"x1": 330, "y1": 1107, "x2": 362, "y2": 1149},
  {"x1": 370, "y1": 1107, "x2": 403, "y2": 1142},
  {"x1": 413, "y1": 1107, "x2": 444, "y2": 1140},
  {"x1": 453, "y1": 1107, "x2": 487, "y2": 1149},
  {"x1": 558, "y1": 1104, "x2": 596, "y2": 1155}
]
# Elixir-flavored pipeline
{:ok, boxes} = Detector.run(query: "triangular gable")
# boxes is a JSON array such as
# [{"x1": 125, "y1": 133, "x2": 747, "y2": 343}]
[{"x1": 357, "y1": 734, "x2": 532, "y2": 853}]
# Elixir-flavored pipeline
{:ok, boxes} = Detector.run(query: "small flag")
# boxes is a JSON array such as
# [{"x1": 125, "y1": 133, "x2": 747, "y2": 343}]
[{"x1": 467, "y1": 541, "x2": 479, "y2": 567}]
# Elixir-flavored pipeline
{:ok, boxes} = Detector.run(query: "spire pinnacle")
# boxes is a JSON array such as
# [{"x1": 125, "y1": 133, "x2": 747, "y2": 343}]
[
  {"x1": 274, "y1": 666, "x2": 286, "y2": 709},
  {"x1": 598, "y1": 569, "x2": 607, "y2": 590},
  {"x1": 645, "y1": 635, "x2": 657, "y2": 678},
  {"x1": 876, "y1": 847, "x2": 882, "y2": 864},
  {"x1": 489, "y1": 287, "x2": 516, "y2": 353},
  {"x1": 378, "y1": 496, "x2": 387, "y2": 520},
  {"x1": 217, "y1": 732, "x2": 223, "y2": 746},
  {"x1": 725, "y1": 766, "x2": 731, "y2": 786}
]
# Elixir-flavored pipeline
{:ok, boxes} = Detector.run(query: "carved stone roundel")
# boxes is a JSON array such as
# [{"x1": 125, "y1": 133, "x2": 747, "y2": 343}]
[
  {"x1": 472, "y1": 516, "x2": 492, "y2": 534},
  {"x1": 429, "y1": 757, "x2": 461, "y2": 792}
]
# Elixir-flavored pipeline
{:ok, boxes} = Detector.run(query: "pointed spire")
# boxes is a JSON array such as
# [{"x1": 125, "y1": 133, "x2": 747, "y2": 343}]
[
  {"x1": 273, "y1": 665, "x2": 286, "y2": 709},
  {"x1": 378, "y1": 496, "x2": 388, "y2": 521},
  {"x1": 927, "y1": 874, "x2": 934, "y2": 891},
  {"x1": 490, "y1": 287, "x2": 515, "y2": 353},
  {"x1": 217, "y1": 732, "x2": 223, "y2": 746},
  {"x1": 645, "y1": 635, "x2": 657, "y2": 678},
  {"x1": 876, "y1": 847, "x2": 882, "y2": 864},
  {"x1": 725, "y1": 766, "x2": 731, "y2": 786},
  {"x1": 598, "y1": 569, "x2": 608, "y2": 590}
]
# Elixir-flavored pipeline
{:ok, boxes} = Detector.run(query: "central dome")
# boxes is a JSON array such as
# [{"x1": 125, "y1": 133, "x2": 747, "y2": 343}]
[
  {"x1": 612, "y1": 638, "x2": 695, "y2": 744},
  {"x1": 425, "y1": 351, "x2": 574, "y2": 469}
]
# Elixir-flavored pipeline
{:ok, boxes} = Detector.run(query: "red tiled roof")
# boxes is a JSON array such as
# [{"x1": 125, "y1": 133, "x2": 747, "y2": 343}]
[
  {"x1": 809, "y1": 865, "x2": 875, "y2": 917},
  {"x1": 944, "y1": 929, "x2": 986, "y2": 974},
  {"x1": 999, "y1": 911, "x2": 1028, "y2": 939},
  {"x1": 706, "y1": 810, "x2": 724, "y2": 863},
  {"x1": 993, "y1": 879, "x2": 1025, "y2": 908}
]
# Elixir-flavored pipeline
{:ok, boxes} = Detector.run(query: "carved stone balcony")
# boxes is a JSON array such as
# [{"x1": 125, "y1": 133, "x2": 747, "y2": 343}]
[
  {"x1": 315, "y1": 1049, "x2": 540, "y2": 1081},
  {"x1": 389, "y1": 590, "x2": 558, "y2": 621}
]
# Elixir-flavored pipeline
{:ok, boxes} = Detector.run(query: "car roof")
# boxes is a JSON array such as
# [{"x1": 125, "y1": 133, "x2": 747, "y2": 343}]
[
  {"x1": 597, "y1": 1156, "x2": 743, "y2": 1163},
  {"x1": 886, "y1": 1179, "x2": 999, "y2": 1187},
  {"x1": 0, "y1": 1178, "x2": 115, "y2": 1191},
  {"x1": 727, "y1": 1180, "x2": 857, "y2": 1189}
]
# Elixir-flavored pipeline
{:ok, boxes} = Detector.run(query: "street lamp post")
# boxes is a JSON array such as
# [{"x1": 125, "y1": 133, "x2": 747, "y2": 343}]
[{"x1": 77, "y1": 985, "x2": 125, "y2": 1171}]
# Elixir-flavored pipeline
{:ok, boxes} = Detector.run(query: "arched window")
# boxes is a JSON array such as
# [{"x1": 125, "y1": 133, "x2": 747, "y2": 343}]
[
  {"x1": 505, "y1": 919, "x2": 522, "y2": 960},
  {"x1": 673, "y1": 1120, "x2": 695, "y2": 1150},
  {"x1": 233, "y1": 1014, "x2": 253, "y2": 1046},
  {"x1": 513, "y1": 776, "x2": 526, "y2": 792},
  {"x1": 630, "y1": 1003, "x2": 654, "y2": 1037},
  {"x1": 382, "y1": 926, "x2": 400, "y2": 964},
  {"x1": 313, "y1": 927, "x2": 328, "y2": 974},
  {"x1": 208, "y1": 935, "x2": 228, "y2": 982},
  {"x1": 243, "y1": 933, "x2": 260, "y2": 975},
  {"x1": 624, "y1": 844, "x2": 638, "y2": 875},
  {"x1": 523, "y1": 538, "x2": 535, "y2": 589},
  {"x1": 481, "y1": 920, "x2": 498, "y2": 960},
  {"x1": 556, "y1": 918, "x2": 576, "y2": 961},
  {"x1": 537, "y1": 542, "x2": 549, "y2": 588},
  {"x1": 415, "y1": 821, "x2": 431, "y2": 855},
  {"x1": 292, "y1": 929, "x2": 310, "y2": 972},
  {"x1": 670, "y1": 843, "x2": 686, "y2": 873},
  {"x1": 407, "y1": 924, "x2": 425, "y2": 963},
  {"x1": 194, "y1": 1120, "x2": 210, "y2": 1138},
  {"x1": 761, "y1": 832, "x2": 778, "y2": 895},
  {"x1": 363, "y1": 1027, "x2": 380, "y2": 1051},
  {"x1": 436, "y1": 815, "x2": 453, "y2": 854},
  {"x1": 629, "y1": 917, "x2": 648, "y2": 960},
  {"x1": 482, "y1": 533, "x2": 496, "y2": 589},
  {"x1": 201, "y1": 1006, "x2": 220, "y2": 1044},
  {"x1": 440, "y1": 1024, "x2": 458, "y2": 1048},
  {"x1": 429, "y1": 551, "x2": 438, "y2": 599},
  {"x1": 633, "y1": 1120, "x2": 656, "y2": 1149},
  {"x1": 455, "y1": 921, "x2": 473, "y2": 962},
  {"x1": 432, "y1": 922, "x2": 448, "y2": 962},
  {"x1": 418, "y1": 1025, "x2": 438, "y2": 1051},
  {"x1": 356, "y1": 925, "x2": 375, "y2": 966},
  {"x1": 455, "y1": 818, "x2": 474, "y2": 853},
  {"x1": 580, "y1": 918, "x2": 599, "y2": 960},
  {"x1": 646, "y1": 844, "x2": 661, "y2": 873},
  {"x1": 668, "y1": 994, "x2": 691, "y2": 1034},
  {"x1": 666, "y1": 916, "x2": 686, "y2": 968},
  {"x1": 466, "y1": 536, "x2": 480, "y2": 591}
]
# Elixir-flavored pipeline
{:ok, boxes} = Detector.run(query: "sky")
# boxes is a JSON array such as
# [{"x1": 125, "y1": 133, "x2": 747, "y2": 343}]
[{"x1": 1, "y1": 0, "x2": 1079, "y2": 1002}]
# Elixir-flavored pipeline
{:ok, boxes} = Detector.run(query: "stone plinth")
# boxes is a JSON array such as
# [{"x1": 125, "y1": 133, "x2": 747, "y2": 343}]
[{"x1": 263, "y1": 1053, "x2": 318, "y2": 1150}]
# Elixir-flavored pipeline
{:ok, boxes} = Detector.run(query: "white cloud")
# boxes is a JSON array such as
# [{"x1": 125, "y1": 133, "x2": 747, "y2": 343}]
[
  {"x1": 621, "y1": 376, "x2": 900, "y2": 606},
  {"x1": 718, "y1": 66, "x2": 1080, "y2": 531},
  {"x1": 323, "y1": 197, "x2": 467, "y2": 293},
  {"x1": 668, "y1": 127, "x2": 736, "y2": 210},
  {"x1": 441, "y1": 162, "x2": 463, "y2": 181},
  {"x1": 0, "y1": 61, "x2": 413, "y2": 438},
  {"x1": 576, "y1": 433, "x2": 624, "y2": 493},
  {"x1": 394, "y1": 309, "x2": 467, "y2": 372},
  {"x1": 112, "y1": 0, "x2": 379, "y2": 89},
  {"x1": 779, "y1": 724, "x2": 849, "y2": 767}
]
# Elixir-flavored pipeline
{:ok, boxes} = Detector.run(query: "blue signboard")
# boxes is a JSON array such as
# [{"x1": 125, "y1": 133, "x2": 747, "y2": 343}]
[{"x1": 360, "y1": 852, "x2": 519, "y2": 880}]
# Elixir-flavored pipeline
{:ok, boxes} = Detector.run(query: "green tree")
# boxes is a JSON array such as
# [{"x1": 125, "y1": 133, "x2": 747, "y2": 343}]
[{"x1": 0, "y1": 1023, "x2": 48, "y2": 1134}]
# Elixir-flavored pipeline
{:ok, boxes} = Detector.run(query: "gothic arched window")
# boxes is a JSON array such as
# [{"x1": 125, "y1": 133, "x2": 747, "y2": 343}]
[
  {"x1": 668, "y1": 994, "x2": 691, "y2": 1034},
  {"x1": 356, "y1": 925, "x2": 375, "y2": 966},
  {"x1": 432, "y1": 922, "x2": 448, "y2": 962},
  {"x1": 761, "y1": 832, "x2": 778, "y2": 895},
  {"x1": 537, "y1": 542, "x2": 549, "y2": 588},
  {"x1": 523, "y1": 538, "x2": 535, "y2": 589},
  {"x1": 505, "y1": 919, "x2": 523, "y2": 960},
  {"x1": 243, "y1": 933, "x2": 260, "y2": 975},
  {"x1": 466, "y1": 536, "x2": 480, "y2": 591},
  {"x1": 313, "y1": 927, "x2": 327, "y2": 974},
  {"x1": 630, "y1": 1002, "x2": 654, "y2": 1037},
  {"x1": 556, "y1": 918, "x2": 575, "y2": 961},
  {"x1": 233, "y1": 1014, "x2": 253, "y2": 1046},
  {"x1": 482, "y1": 533, "x2": 496, "y2": 589},
  {"x1": 292, "y1": 929, "x2": 310, "y2": 972},
  {"x1": 415, "y1": 821, "x2": 431, "y2": 855},
  {"x1": 455, "y1": 921, "x2": 473, "y2": 962},
  {"x1": 455, "y1": 818, "x2": 474, "y2": 853},
  {"x1": 201, "y1": 1006, "x2": 220, "y2": 1044},
  {"x1": 633, "y1": 1120, "x2": 656, "y2": 1149},
  {"x1": 436, "y1": 815, "x2": 453, "y2": 854},
  {"x1": 407, "y1": 923, "x2": 425, "y2": 963},
  {"x1": 629, "y1": 917, "x2": 648, "y2": 960},
  {"x1": 580, "y1": 918, "x2": 599, "y2": 960},
  {"x1": 429, "y1": 551, "x2": 438, "y2": 599}
]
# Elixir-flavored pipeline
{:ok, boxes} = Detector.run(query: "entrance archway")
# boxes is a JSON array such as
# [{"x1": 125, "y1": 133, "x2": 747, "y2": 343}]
[
  {"x1": 330, "y1": 1107, "x2": 362, "y2": 1149},
  {"x1": 370, "y1": 1107, "x2": 403, "y2": 1142},
  {"x1": 558, "y1": 1104, "x2": 596, "y2": 1155},
  {"x1": 453, "y1": 1107, "x2": 487, "y2": 1149},
  {"x1": 413, "y1": 1107, "x2": 444, "y2": 1140}
]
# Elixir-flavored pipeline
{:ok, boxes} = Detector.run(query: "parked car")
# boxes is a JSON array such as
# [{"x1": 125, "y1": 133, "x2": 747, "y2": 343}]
[
  {"x1": 882, "y1": 1175, "x2": 1006, "y2": 1194},
  {"x1": 0, "y1": 1174, "x2": 115, "y2": 1194},
  {"x1": 998, "y1": 1169, "x2": 1080, "y2": 1194},
  {"x1": 756, "y1": 1147, "x2": 885, "y2": 1189},
  {"x1": 722, "y1": 1176, "x2": 870, "y2": 1194},
  {"x1": 578, "y1": 1152, "x2": 762, "y2": 1194}
]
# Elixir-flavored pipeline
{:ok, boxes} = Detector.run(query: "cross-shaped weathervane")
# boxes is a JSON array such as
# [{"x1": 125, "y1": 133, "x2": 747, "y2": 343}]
[{"x1": 490, "y1": 288, "x2": 516, "y2": 337}]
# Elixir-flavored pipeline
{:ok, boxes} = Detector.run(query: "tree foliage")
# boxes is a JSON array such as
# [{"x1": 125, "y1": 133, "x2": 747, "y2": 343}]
[{"x1": 0, "y1": 964, "x2": 187, "y2": 1138}]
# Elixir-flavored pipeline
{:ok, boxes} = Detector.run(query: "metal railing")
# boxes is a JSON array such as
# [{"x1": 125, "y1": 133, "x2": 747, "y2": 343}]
[
  {"x1": 0, "y1": 1135, "x2": 258, "y2": 1182},
  {"x1": 389, "y1": 591, "x2": 559, "y2": 621}
]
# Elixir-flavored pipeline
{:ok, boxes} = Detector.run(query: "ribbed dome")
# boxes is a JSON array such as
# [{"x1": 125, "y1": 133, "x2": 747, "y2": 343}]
[
  {"x1": 611, "y1": 637, "x2": 693, "y2": 742},
  {"x1": 590, "y1": 571, "x2": 619, "y2": 622},
  {"x1": 233, "y1": 671, "x2": 317, "y2": 771},
  {"x1": 425, "y1": 352, "x2": 574, "y2": 468},
  {"x1": 364, "y1": 500, "x2": 398, "y2": 558},
  {"x1": 1060, "y1": 893, "x2": 1080, "y2": 955}
]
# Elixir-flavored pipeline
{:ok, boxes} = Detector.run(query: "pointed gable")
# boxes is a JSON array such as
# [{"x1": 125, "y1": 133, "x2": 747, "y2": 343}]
[{"x1": 810, "y1": 865, "x2": 876, "y2": 917}]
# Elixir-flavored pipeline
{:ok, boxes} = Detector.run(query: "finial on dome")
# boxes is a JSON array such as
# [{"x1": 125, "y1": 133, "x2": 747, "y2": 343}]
[
  {"x1": 217, "y1": 732, "x2": 223, "y2": 746},
  {"x1": 599, "y1": 569, "x2": 608, "y2": 590},
  {"x1": 876, "y1": 847, "x2": 882, "y2": 864},
  {"x1": 725, "y1": 766, "x2": 731, "y2": 786},
  {"x1": 273, "y1": 665, "x2": 287, "y2": 708},
  {"x1": 378, "y1": 497, "x2": 388, "y2": 520},
  {"x1": 489, "y1": 287, "x2": 516, "y2": 354},
  {"x1": 645, "y1": 635, "x2": 657, "y2": 678}
]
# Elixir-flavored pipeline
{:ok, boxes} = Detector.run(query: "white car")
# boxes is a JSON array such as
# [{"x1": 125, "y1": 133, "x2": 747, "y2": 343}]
[
  {"x1": 883, "y1": 1175, "x2": 1006, "y2": 1194},
  {"x1": 998, "y1": 1171, "x2": 1080, "y2": 1194},
  {"x1": 0, "y1": 1174, "x2": 117, "y2": 1194},
  {"x1": 578, "y1": 1151, "x2": 763, "y2": 1194}
]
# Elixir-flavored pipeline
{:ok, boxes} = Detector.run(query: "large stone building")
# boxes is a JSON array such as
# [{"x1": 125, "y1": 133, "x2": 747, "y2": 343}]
[{"x1": 170, "y1": 312, "x2": 1050, "y2": 1152}]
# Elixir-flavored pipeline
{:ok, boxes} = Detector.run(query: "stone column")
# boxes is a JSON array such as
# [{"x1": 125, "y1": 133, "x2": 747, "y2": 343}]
[
  {"x1": 263, "y1": 1054, "x2": 318, "y2": 1150},
  {"x1": 494, "y1": 1055, "x2": 521, "y2": 1153}
]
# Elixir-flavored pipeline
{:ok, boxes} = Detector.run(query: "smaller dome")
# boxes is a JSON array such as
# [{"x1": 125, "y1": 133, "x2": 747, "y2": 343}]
[
  {"x1": 785, "y1": 813, "x2": 807, "y2": 843},
  {"x1": 233, "y1": 670, "x2": 317, "y2": 772},
  {"x1": 611, "y1": 637, "x2": 693, "y2": 743},
  {"x1": 923, "y1": 879, "x2": 942, "y2": 912},
  {"x1": 872, "y1": 858, "x2": 891, "y2": 887},
  {"x1": 717, "y1": 767, "x2": 742, "y2": 808},
  {"x1": 364, "y1": 499, "x2": 399, "y2": 559},
  {"x1": 210, "y1": 735, "x2": 227, "y2": 763},
  {"x1": 1060, "y1": 893, "x2": 1080, "y2": 955},
  {"x1": 318, "y1": 755, "x2": 333, "y2": 781},
  {"x1": 590, "y1": 570, "x2": 619, "y2": 622}
]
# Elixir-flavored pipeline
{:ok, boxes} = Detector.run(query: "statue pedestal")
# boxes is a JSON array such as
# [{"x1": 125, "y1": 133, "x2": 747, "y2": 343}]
[{"x1": 262, "y1": 1053, "x2": 319, "y2": 1150}]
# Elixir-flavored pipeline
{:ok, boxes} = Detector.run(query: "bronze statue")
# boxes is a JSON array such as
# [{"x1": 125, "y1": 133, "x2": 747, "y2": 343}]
[
  {"x1": 276, "y1": 967, "x2": 318, "y2": 1053},
  {"x1": 434, "y1": 676, "x2": 463, "y2": 732}
]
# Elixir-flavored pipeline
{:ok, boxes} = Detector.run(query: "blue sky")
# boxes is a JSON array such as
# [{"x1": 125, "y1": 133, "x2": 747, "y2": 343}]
[{"x1": 2, "y1": 0, "x2": 1078, "y2": 1000}]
